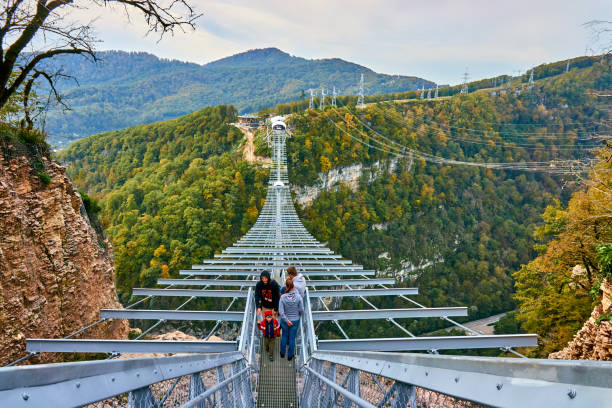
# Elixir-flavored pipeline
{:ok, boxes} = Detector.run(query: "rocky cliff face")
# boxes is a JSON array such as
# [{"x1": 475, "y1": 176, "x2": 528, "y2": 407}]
[
  {"x1": 293, "y1": 157, "x2": 410, "y2": 208},
  {"x1": 0, "y1": 144, "x2": 128, "y2": 365},
  {"x1": 549, "y1": 279, "x2": 612, "y2": 360}
]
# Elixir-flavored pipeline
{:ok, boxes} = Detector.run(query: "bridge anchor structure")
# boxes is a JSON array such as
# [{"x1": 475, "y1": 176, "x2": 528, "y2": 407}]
[{"x1": 1, "y1": 120, "x2": 612, "y2": 407}]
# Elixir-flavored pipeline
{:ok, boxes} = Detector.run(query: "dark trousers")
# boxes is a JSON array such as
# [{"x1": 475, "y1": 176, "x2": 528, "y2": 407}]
[
  {"x1": 280, "y1": 319, "x2": 300, "y2": 358},
  {"x1": 263, "y1": 336, "x2": 275, "y2": 357}
]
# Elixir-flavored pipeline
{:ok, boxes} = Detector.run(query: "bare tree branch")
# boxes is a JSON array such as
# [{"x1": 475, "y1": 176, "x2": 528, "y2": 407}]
[{"x1": 0, "y1": 0, "x2": 200, "y2": 124}]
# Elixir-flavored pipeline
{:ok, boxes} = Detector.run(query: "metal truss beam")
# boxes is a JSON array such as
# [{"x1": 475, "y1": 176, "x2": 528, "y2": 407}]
[
  {"x1": 191, "y1": 264, "x2": 363, "y2": 271},
  {"x1": 26, "y1": 339, "x2": 237, "y2": 354},
  {"x1": 157, "y1": 279, "x2": 257, "y2": 287},
  {"x1": 318, "y1": 334, "x2": 538, "y2": 351},
  {"x1": 308, "y1": 288, "x2": 418, "y2": 297},
  {"x1": 197, "y1": 259, "x2": 352, "y2": 265},
  {"x1": 214, "y1": 253, "x2": 342, "y2": 259},
  {"x1": 99, "y1": 309, "x2": 244, "y2": 321},
  {"x1": 180, "y1": 270, "x2": 375, "y2": 277},
  {"x1": 223, "y1": 248, "x2": 332, "y2": 254},
  {"x1": 312, "y1": 351, "x2": 612, "y2": 408},
  {"x1": 131, "y1": 288, "x2": 247, "y2": 298},
  {"x1": 0, "y1": 352, "x2": 243, "y2": 408},
  {"x1": 306, "y1": 278, "x2": 395, "y2": 286},
  {"x1": 157, "y1": 278, "x2": 395, "y2": 287},
  {"x1": 312, "y1": 307, "x2": 467, "y2": 321}
]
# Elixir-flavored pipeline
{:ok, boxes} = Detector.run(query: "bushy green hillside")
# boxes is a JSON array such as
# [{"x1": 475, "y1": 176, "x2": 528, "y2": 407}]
[
  {"x1": 59, "y1": 105, "x2": 269, "y2": 302},
  {"x1": 45, "y1": 48, "x2": 433, "y2": 147}
]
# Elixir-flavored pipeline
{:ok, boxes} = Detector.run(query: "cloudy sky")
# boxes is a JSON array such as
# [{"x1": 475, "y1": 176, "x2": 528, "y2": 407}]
[{"x1": 81, "y1": 0, "x2": 609, "y2": 85}]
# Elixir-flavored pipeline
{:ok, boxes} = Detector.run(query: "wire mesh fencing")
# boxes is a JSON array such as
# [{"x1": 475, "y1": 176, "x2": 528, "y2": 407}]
[
  {"x1": 83, "y1": 359, "x2": 254, "y2": 408},
  {"x1": 300, "y1": 359, "x2": 488, "y2": 408}
]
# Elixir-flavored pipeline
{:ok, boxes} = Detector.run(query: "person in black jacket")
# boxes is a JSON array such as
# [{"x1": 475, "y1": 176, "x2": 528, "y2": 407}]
[{"x1": 255, "y1": 270, "x2": 280, "y2": 321}]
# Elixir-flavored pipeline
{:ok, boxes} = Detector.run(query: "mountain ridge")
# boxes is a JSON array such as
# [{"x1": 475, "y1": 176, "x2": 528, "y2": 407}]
[{"x1": 42, "y1": 48, "x2": 434, "y2": 146}]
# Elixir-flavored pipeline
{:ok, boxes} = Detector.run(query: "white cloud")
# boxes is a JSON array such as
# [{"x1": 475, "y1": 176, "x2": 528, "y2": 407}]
[{"x1": 67, "y1": 0, "x2": 609, "y2": 85}]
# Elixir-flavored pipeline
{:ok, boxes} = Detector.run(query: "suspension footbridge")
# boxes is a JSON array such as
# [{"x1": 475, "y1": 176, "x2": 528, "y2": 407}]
[{"x1": 1, "y1": 121, "x2": 611, "y2": 407}]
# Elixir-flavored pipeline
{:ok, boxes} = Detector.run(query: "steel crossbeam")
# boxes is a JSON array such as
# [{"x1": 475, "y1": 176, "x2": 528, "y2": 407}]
[
  {"x1": 197, "y1": 259, "x2": 352, "y2": 265},
  {"x1": 180, "y1": 270, "x2": 375, "y2": 276},
  {"x1": 213, "y1": 253, "x2": 343, "y2": 259},
  {"x1": 99, "y1": 309, "x2": 244, "y2": 321},
  {"x1": 307, "y1": 288, "x2": 418, "y2": 297},
  {"x1": 157, "y1": 279, "x2": 257, "y2": 286},
  {"x1": 318, "y1": 334, "x2": 539, "y2": 351},
  {"x1": 190, "y1": 265, "x2": 364, "y2": 271},
  {"x1": 0, "y1": 352, "x2": 243, "y2": 408},
  {"x1": 131, "y1": 288, "x2": 248, "y2": 298},
  {"x1": 157, "y1": 278, "x2": 394, "y2": 287},
  {"x1": 26, "y1": 339, "x2": 238, "y2": 354},
  {"x1": 311, "y1": 307, "x2": 467, "y2": 320},
  {"x1": 306, "y1": 278, "x2": 395, "y2": 286},
  {"x1": 223, "y1": 248, "x2": 332, "y2": 254}
]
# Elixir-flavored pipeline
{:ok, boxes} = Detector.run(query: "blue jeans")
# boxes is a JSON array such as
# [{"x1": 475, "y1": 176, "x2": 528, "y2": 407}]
[{"x1": 280, "y1": 319, "x2": 300, "y2": 358}]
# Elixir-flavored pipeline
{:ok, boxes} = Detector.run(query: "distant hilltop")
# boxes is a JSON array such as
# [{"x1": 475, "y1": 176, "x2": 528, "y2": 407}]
[{"x1": 41, "y1": 47, "x2": 435, "y2": 147}]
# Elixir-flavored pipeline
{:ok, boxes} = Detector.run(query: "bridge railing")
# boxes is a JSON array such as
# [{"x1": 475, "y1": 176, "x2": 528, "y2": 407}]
[
  {"x1": 298, "y1": 288, "x2": 318, "y2": 366},
  {"x1": 0, "y1": 351, "x2": 255, "y2": 408},
  {"x1": 299, "y1": 349, "x2": 612, "y2": 408}
]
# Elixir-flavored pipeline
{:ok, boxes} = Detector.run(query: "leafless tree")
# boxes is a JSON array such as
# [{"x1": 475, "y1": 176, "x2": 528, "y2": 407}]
[{"x1": 0, "y1": 0, "x2": 200, "y2": 128}]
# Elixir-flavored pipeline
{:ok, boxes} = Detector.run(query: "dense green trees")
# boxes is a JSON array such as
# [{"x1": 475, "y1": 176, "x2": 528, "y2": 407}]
[
  {"x1": 59, "y1": 105, "x2": 269, "y2": 302},
  {"x1": 513, "y1": 147, "x2": 611, "y2": 356}
]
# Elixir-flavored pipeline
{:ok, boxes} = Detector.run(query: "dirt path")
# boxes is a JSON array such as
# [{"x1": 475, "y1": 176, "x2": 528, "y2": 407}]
[{"x1": 233, "y1": 124, "x2": 271, "y2": 165}]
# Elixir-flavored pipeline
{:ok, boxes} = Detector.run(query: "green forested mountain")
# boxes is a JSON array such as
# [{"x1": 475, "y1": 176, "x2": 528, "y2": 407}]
[
  {"x1": 59, "y1": 60, "x2": 610, "y2": 351},
  {"x1": 44, "y1": 48, "x2": 433, "y2": 147}
]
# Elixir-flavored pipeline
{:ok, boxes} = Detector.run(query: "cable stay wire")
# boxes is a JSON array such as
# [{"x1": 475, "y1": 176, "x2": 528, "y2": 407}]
[
  {"x1": 376, "y1": 100, "x2": 610, "y2": 135},
  {"x1": 348, "y1": 105, "x2": 603, "y2": 151},
  {"x1": 374, "y1": 91, "x2": 611, "y2": 128},
  {"x1": 371, "y1": 103, "x2": 607, "y2": 146},
  {"x1": 326, "y1": 108, "x2": 597, "y2": 174},
  {"x1": 372, "y1": 99, "x2": 609, "y2": 139}
]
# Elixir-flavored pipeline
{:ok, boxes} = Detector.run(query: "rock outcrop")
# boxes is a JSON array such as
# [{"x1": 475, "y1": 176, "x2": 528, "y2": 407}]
[
  {"x1": 293, "y1": 158, "x2": 410, "y2": 208},
  {"x1": 0, "y1": 143, "x2": 128, "y2": 365},
  {"x1": 549, "y1": 279, "x2": 612, "y2": 360}
]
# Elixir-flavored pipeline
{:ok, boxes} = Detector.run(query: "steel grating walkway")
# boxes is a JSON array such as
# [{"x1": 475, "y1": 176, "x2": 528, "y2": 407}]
[{"x1": 256, "y1": 339, "x2": 299, "y2": 408}]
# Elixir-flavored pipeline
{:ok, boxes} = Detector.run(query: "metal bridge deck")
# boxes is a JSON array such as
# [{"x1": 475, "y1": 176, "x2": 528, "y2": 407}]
[{"x1": 256, "y1": 339, "x2": 299, "y2": 408}]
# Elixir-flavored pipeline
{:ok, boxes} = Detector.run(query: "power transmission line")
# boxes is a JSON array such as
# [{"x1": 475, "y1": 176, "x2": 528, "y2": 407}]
[
  {"x1": 325, "y1": 107, "x2": 597, "y2": 174},
  {"x1": 375, "y1": 101, "x2": 605, "y2": 140}
]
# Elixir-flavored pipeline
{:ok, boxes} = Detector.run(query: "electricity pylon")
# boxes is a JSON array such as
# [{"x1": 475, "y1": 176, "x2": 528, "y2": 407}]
[
  {"x1": 331, "y1": 86, "x2": 337, "y2": 107},
  {"x1": 320, "y1": 88, "x2": 326, "y2": 110},
  {"x1": 460, "y1": 68, "x2": 469, "y2": 94},
  {"x1": 357, "y1": 73, "x2": 365, "y2": 109}
]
